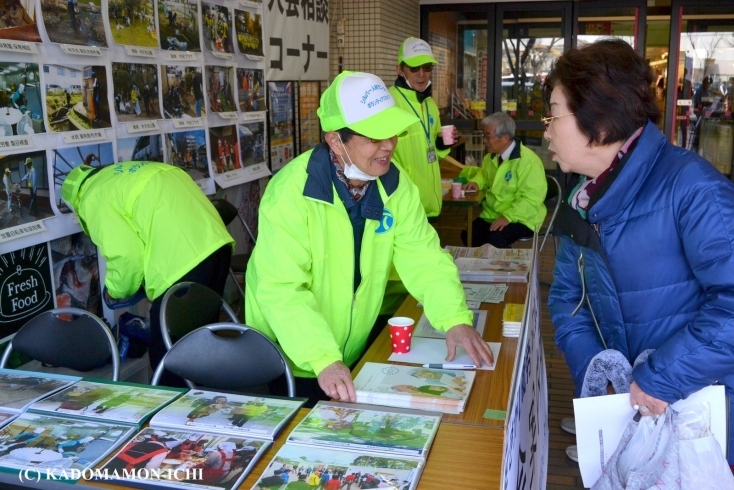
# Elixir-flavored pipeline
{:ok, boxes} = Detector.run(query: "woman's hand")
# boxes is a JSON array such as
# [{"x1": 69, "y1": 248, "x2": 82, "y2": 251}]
[{"x1": 630, "y1": 381, "x2": 668, "y2": 416}]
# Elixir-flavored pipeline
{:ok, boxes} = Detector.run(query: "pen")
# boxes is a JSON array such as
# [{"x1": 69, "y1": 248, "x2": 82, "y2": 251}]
[{"x1": 422, "y1": 363, "x2": 477, "y2": 369}]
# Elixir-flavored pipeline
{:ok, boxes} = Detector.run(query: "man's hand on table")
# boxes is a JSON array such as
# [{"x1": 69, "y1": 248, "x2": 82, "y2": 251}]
[
  {"x1": 445, "y1": 324, "x2": 494, "y2": 367},
  {"x1": 463, "y1": 182, "x2": 478, "y2": 193},
  {"x1": 317, "y1": 361, "x2": 357, "y2": 402}
]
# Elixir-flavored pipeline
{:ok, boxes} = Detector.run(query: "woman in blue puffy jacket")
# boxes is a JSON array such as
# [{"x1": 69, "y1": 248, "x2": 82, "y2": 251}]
[{"x1": 545, "y1": 39, "x2": 734, "y2": 462}]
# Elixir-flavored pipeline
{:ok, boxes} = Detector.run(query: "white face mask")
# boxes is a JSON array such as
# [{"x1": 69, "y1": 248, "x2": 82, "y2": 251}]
[
  {"x1": 400, "y1": 72, "x2": 432, "y2": 91},
  {"x1": 337, "y1": 133, "x2": 378, "y2": 181}
]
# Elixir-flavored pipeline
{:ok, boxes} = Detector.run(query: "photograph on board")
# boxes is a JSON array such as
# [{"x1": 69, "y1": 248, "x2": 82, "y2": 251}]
[
  {"x1": 0, "y1": 0, "x2": 41, "y2": 43},
  {"x1": 50, "y1": 232, "x2": 102, "y2": 316},
  {"x1": 158, "y1": 0, "x2": 199, "y2": 51},
  {"x1": 116, "y1": 134, "x2": 163, "y2": 163},
  {"x1": 236, "y1": 68, "x2": 264, "y2": 113},
  {"x1": 298, "y1": 81, "x2": 321, "y2": 153},
  {"x1": 164, "y1": 129, "x2": 209, "y2": 181},
  {"x1": 234, "y1": 9, "x2": 263, "y2": 58},
  {"x1": 1, "y1": 151, "x2": 53, "y2": 225},
  {"x1": 40, "y1": 0, "x2": 107, "y2": 47},
  {"x1": 161, "y1": 65, "x2": 204, "y2": 119},
  {"x1": 237, "y1": 121, "x2": 265, "y2": 168},
  {"x1": 206, "y1": 65, "x2": 236, "y2": 113},
  {"x1": 208, "y1": 125, "x2": 239, "y2": 174},
  {"x1": 109, "y1": 0, "x2": 158, "y2": 48},
  {"x1": 201, "y1": 2, "x2": 233, "y2": 55},
  {"x1": 44, "y1": 64, "x2": 110, "y2": 133},
  {"x1": 0, "y1": 62, "x2": 44, "y2": 136},
  {"x1": 111, "y1": 63, "x2": 161, "y2": 122},
  {"x1": 268, "y1": 81, "x2": 295, "y2": 172},
  {"x1": 51, "y1": 142, "x2": 113, "y2": 214}
]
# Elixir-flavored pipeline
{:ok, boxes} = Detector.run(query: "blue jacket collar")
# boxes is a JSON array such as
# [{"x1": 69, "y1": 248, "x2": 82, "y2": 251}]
[{"x1": 303, "y1": 142, "x2": 400, "y2": 212}]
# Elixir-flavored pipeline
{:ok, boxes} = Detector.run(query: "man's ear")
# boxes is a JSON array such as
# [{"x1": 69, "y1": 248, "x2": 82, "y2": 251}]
[
  {"x1": 396, "y1": 64, "x2": 405, "y2": 78},
  {"x1": 324, "y1": 132, "x2": 344, "y2": 156}
]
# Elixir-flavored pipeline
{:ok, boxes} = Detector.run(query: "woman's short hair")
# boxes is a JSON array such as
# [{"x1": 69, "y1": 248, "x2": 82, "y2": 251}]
[
  {"x1": 542, "y1": 38, "x2": 660, "y2": 146},
  {"x1": 482, "y1": 112, "x2": 515, "y2": 138}
]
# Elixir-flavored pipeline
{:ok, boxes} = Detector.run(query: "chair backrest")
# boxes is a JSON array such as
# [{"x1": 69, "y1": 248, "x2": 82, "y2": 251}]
[
  {"x1": 0, "y1": 307, "x2": 120, "y2": 381},
  {"x1": 540, "y1": 175, "x2": 562, "y2": 252},
  {"x1": 151, "y1": 322, "x2": 296, "y2": 397},
  {"x1": 210, "y1": 198, "x2": 256, "y2": 245},
  {"x1": 159, "y1": 281, "x2": 239, "y2": 351}
]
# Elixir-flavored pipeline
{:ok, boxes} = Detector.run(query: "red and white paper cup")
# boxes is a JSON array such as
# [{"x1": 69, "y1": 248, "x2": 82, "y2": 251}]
[{"x1": 388, "y1": 317, "x2": 415, "y2": 354}]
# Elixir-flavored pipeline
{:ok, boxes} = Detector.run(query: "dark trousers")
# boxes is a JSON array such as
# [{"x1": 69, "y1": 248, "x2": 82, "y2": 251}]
[
  {"x1": 462, "y1": 217, "x2": 533, "y2": 248},
  {"x1": 148, "y1": 244, "x2": 232, "y2": 387}
]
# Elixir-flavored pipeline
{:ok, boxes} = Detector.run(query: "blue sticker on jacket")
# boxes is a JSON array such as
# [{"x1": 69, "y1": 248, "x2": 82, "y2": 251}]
[
  {"x1": 504, "y1": 171, "x2": 513, "y2": 182},
  {"x1": 376, "y1": 209, "x2": 394, "y2": 234}
]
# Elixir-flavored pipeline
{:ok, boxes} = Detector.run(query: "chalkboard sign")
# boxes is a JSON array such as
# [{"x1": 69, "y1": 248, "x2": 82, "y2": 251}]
[{"x1": 0, "y1": 244, "x2": 54, "y2": 342}]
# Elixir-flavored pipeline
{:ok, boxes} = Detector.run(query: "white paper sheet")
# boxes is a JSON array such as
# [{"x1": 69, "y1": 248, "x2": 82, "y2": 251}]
[
  {"x1": 387, "y1": 337, "x2": 501, "y2": 370},
  {"x1": 573, "y1": 385, "x2": 727, "y2": 488},
  {"x1": 414, "y1": 310, "x2": 487, "y2": 339}
]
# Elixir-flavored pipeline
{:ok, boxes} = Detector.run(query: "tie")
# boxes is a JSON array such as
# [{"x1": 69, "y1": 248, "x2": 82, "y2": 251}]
[{"x1": 498, "y1": 155, "x2": 504, "y2": 165}]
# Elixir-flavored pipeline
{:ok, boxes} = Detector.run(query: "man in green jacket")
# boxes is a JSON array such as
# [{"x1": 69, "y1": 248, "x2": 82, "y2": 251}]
[
  {"x1": 462, "y1": 112, "x2": 547, "y2": 247},
  {"x1": 389, "y1": 37, "x2": 458, "y2": 219},
  {"x1": 246, "y1": 71, "x2": 493, "y2": 406},
  {"x1": 61, "y1": 162, "x2": 234, "y2": 383}
]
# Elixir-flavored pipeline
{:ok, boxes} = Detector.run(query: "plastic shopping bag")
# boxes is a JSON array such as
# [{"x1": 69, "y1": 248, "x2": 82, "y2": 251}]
[
  {"x1": 677, "y1": 403, "x2": 734, "y2": 490},
  {"x1": 592, "y1": 407, "x2": 679, "y2": 490}
]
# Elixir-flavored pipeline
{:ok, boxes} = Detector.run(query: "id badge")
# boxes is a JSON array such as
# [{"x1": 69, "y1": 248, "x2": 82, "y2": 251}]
[{"x1": 427, "y1": 149, "x2": 437, "y2": 163}]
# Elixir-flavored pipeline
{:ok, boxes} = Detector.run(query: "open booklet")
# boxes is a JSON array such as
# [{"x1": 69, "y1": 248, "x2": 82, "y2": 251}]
[
  {"x1": 352, "y1": 362, "x2": 475, "y2": 415},
  {"x1": 445, "y1": 244, "x2": 532, "y2": 283},
  {"x1": 0, "y1": 369, "x2": 82, "y2": 428},
  {"x1": 251, "y1": 401, "x2": 440, "y2": 490},
  {"x1": 0, "y1": 379, "x2": 184, "y2": 480},
  {"x1": 97, "y1": 389, "x2": 306, "y2": 490}
]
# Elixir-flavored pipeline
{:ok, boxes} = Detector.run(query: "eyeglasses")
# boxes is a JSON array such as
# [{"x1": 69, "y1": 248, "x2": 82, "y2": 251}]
[
  {"x1": 340, "y1": 128, "x2": 386, "y2": 144},
  {"x1": 540, "y1": 112, "x2": 575, "y2": 128},
  {"x1": 406, "y1": 63, "x2": 434, "y2": 73},
  {"x1": 482, "y1": 133, "x2": 502, "y2": 140}
]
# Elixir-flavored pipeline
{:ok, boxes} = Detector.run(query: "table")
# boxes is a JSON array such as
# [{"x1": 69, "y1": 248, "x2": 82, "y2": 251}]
[{"x1": 436, "y1": 189, "x2": 484, "y2": 249}]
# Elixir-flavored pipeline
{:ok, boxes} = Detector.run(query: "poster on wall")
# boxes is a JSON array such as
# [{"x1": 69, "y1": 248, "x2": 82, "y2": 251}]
[
  {"x1": 234, "y1": 9, "x2": 263, "y2": 59},
  {"x1": 0, "y1": 244, "x2": 53, "y2": 344},
  {"x1": 0, "y1": 0, "x2": 41, "y2": 43},
  {"x1": 163, "y1": 129, "x2": 214, "y2": 193},
  {"x1": 158, "y1": 0, "x2": 200, "y2": 52},
  {"x1": 50, "y1": 232, "x2": 102, "y2": 317},
  {"x1": 298, "y1": 81, "x2": 321, "y2": 153},
  {"x1": 267, "y1": 81, "x2": 294, "y2": 172},
  {"x1": 206, "y1": 65, "x2": 236, "y2": 114},
  {"x1": 201, "y1": 2, "x2": 234, "y2": 56},
  {"x1": 40, "y1": 0, "x2": 107, "y2": 47},
  {"x1": 0, "y1": 61, "x2": 44, "y2": 136},
  {"x1": 111, "y1": 63, "x2": 161, "y2": 122},
  {"x1": 208, "y1": 124, "x2": 243, "y2": 188},
  {"x1": 1, "y1": 150, "x2": 52, "y2": 227},
  {"x1": 263, "y1": 0, "x2": 328, "y2": 80},
  {"x1": 109, "y1": 0, "x2": 159, "y2": 48},
  {"x1": 234, "y1": 121, "x2": 270, "y2": 184},
  {"x1": 50, "y1": 142, "x2": 114, "y2": 215},
  {"x1": 44, "y1": 64, "x2": 110, "y2": 133},
  {"x1": 236, "y1": 68, "x2": 264, "y2": 115},
  {"x1": 162, "y1": 65, "x2": 204, "y2": 119},
  {"x1": 116, "y1": 134, "x2": 163, "y2": 163}
]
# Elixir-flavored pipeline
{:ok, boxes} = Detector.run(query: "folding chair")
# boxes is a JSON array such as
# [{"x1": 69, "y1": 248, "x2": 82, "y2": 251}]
[
  {"x1": 151, "y1": 322, "x2": 296, "y2": 396},
  {"x1": 210, "y1": 198, "x2": 256, "y2": 305},
  {"x1": 518, "y1": 174, "x2": 562, "y2": 253},
  {"x1": 159, "y1": 281, "x2": 239, "y2": 351},
  {"x1": 0, "y1": 307, "x2": 120, "y2": 381}
]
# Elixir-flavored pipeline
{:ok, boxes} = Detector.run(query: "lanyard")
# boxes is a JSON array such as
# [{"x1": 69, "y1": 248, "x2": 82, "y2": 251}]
[{"x1": 396, "y1": 89, "x2": 432, "y2": 146}]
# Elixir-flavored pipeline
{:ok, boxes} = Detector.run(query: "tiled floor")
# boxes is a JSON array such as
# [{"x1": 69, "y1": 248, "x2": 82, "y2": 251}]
[{"x1": 538, "y1": 240, "x2": 587, "y2": 489}]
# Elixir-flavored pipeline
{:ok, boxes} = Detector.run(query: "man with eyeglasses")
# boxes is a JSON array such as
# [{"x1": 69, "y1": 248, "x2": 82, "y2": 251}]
[
  {"x1": 246, "y1": 71, "x2": 493, "y2": 407},
  {"x1": 460, "y1": 112, "x2": 546, "y2": 248}
]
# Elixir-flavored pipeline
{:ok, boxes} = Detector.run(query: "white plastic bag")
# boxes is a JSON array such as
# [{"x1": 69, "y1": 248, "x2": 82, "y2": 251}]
[
  {"x1": 592, "y1": 407, "x2": 679, "y2": 490},
  {"x1": 677, "y1": 403, "x2": 734, "y2": 490}
]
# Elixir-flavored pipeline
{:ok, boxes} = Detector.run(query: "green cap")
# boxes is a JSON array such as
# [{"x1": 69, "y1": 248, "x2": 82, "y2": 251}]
[
  {"x1": 25, "y1": 157, "x2": 32, "y2": 164},
  {"x1": 61, "y1": 165, "x2": 97, "y2": 213},
  {"x1": 397, "y1": 38, "x2": 437, "y2": 67},
  {"x1": 317, "y1": 71, "x2": 417, "y2": 140}
]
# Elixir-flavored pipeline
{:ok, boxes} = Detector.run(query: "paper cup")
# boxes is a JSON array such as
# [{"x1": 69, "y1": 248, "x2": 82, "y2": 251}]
[
  {"x1": 451, "y1": 182, "x2": 462, "y2": 199},
  {"x1": 441, "y1": 125, "x2": 456, "y2": 145},
  {"x1": 388, "y1": 317, "x2": 414, "y2": 354}
]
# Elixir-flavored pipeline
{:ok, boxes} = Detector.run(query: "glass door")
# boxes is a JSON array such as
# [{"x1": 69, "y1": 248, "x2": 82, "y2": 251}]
[{"x1": 669, "y1": 1, "x2": 734, "y2": 178}]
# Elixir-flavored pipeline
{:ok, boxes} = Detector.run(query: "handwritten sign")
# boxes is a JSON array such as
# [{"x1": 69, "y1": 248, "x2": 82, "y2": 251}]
[
  {"x1": 60, "y1": 45, "x2": 103, "y2": 57},
  {"x1": 124, "y1": 46, "x2": 157, "y2": 58},
  {"x1": 164, "y1": 51, "x2": 198, "y2": 62},
  {"x1": 0, "y1": 40, "x2": 39, "y2": 54},
  {"x1": 242, "y1": 111, "x2": 266, "y2": 121},
  {"x1": 62, "y1": 129, "x2": 106, "y2": 145},
  {"x1": 172, "y1": 118, "x2": 204, "y2": 129}
]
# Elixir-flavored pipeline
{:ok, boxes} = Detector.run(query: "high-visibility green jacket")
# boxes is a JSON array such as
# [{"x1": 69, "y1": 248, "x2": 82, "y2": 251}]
[
  {"x1": 76, "y1": 162, "x2": 234, "y2": 300},
  {"x1": 467, "y1": 140, "x2": 547, "y2": 231},
  {"x1": 388, "y1": 84, "x2": 449, "y2": 218},
  {"x1": 245, "y1": 144, "x2": 472, "y2": 379}
]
